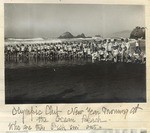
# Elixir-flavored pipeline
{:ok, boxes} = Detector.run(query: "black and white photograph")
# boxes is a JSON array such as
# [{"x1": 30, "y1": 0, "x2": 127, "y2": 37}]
[{"x1": 5, "y1": 4, "x2": 146, "y2": 104}]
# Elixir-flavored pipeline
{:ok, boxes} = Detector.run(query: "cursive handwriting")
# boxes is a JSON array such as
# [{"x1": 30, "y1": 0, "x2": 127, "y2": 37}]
[{"x1": 8, "y1": 104, "x2": 143, "y2": 131}]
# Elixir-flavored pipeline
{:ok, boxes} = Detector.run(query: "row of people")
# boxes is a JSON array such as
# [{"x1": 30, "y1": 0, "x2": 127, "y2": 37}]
[{"x1": 5, "y1": 39, "x2": 145, "y2": 64}]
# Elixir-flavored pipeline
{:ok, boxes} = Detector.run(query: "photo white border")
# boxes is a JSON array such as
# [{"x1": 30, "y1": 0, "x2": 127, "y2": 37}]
[{"x1": 0, "y1": 0, "x2": 150, "y2": 132}]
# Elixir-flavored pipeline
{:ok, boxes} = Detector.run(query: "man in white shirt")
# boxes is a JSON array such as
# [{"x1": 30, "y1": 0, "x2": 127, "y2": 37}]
[{"x1": 125, "y1": 38, "x2": 131, "y2": 53}]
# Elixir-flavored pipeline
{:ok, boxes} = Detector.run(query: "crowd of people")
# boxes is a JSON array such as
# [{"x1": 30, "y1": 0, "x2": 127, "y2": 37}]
[{"x1": 5, "y1": 38, "x2": 146, "y2": 64}]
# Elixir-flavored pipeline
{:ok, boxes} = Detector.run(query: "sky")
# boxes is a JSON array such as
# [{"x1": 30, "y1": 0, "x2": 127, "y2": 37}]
[{"x1": 4, "y1": 4, "x2": 145, "y2": 38}]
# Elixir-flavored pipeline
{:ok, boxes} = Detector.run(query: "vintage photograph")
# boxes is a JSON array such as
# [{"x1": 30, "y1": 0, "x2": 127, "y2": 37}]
[{"x1": 5, "y1": 4, "x2": 146, "y2": 104}]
